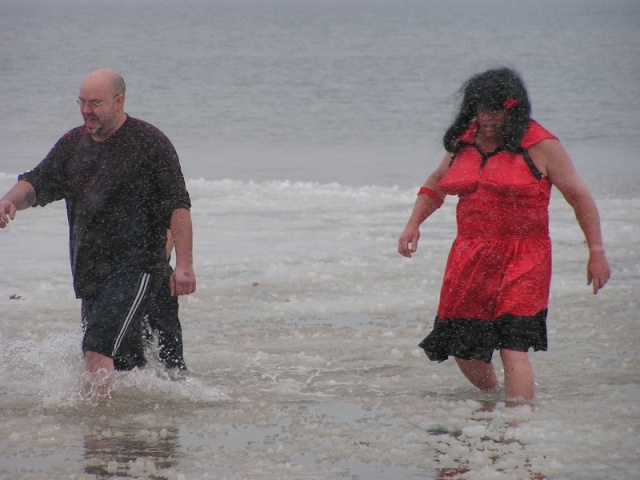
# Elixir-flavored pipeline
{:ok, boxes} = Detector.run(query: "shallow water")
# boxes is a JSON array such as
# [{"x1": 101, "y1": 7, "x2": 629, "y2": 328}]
[{"x1": 1, "y1": 175, "x2": 638, "y2": 479}]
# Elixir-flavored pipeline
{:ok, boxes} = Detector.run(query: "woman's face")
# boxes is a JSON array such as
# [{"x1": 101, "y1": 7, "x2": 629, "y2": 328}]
[{"x1": 476, "y1": 106, "x2": 507, "y2": 139}]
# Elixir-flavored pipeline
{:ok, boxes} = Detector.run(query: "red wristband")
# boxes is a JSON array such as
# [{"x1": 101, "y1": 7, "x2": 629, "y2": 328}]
[{"x1": 417, "y1": 187, "x2": 444, "y2": 207}]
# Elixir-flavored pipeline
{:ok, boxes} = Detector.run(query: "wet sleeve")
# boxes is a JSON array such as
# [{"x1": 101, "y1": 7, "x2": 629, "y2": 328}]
[
  {"x1": 18, "y1": 131, "x2": 76, "y2": 206},
  {"x1": 148, "y1": 131, "x2": 191, "y2": 224}
]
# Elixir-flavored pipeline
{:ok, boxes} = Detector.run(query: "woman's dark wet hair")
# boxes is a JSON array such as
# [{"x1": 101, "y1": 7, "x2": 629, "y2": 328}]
[{"x1": 443, "y1": 68, "x2": 531, "y2": 153}]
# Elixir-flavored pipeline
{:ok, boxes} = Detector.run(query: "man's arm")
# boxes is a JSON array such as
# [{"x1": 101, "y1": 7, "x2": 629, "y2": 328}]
[
  {"x1": 165, "y1": 229, "x2": 175, "y2": 261},
  {"x1": 168, "y1": 208, "x2": 196, "y2": 296},
  {"x1": 0, "y1": 180, "x2": 36, "y2": 228}
]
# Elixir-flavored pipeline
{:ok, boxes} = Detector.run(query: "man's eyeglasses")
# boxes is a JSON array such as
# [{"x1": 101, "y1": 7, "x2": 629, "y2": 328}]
[{"x1": 77, "y1": 95, "x2": 119, "y2": 109}]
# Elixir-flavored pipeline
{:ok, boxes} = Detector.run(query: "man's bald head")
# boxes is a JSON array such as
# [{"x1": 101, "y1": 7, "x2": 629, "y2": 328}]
[{"x1": 82, "y1": 68, "x2": 126, "y2": 97}]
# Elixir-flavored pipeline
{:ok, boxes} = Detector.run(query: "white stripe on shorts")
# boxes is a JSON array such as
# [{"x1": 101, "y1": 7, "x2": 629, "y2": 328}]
[{"x1": 111, "y1": 273, "x2": 151, "y2": 358}]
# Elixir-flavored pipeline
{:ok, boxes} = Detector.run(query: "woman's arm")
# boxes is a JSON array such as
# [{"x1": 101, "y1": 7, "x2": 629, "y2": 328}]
[
  {"x1": 530, "y1": 139, "x2": 610, "y2": 293},
  {"x1": 398, "y1": 153, "x2": 451, "y2": 258}
]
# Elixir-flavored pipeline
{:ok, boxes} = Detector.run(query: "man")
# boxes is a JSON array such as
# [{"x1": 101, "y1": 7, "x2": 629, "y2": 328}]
[{"x1": 0, "y1": 69, "x2": 196, "y2": 395}]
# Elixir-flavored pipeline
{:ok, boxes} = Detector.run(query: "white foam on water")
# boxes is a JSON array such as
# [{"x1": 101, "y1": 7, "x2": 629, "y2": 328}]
[{"x1": 1, "y1": 170, "x2": 638, "y2": 478}]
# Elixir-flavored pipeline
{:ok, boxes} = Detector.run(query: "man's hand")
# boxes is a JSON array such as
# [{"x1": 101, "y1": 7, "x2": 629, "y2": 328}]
[
  {"x1": 170, "y1": 265, "x2": 196, "y2": 296},
  {"x1": 0, "y1": 200, "x2": 17, "y2": 229},
  {"x1": 0, "y1": 180, "x2": 37, "y2": 228}
]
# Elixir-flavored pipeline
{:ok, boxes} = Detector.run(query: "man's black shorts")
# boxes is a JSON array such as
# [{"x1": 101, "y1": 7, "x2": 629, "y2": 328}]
[{"x1": 81, "y1": 272, "x2": 165, "y2": 371}]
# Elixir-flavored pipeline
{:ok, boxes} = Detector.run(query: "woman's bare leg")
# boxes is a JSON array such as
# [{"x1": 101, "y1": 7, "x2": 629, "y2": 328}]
[
  {"x1": 500, "y1": 349, "x2": 535, "y2": 401},
  {"x1": 455, "y1": 357, "x2": 500, "y2": 391}
]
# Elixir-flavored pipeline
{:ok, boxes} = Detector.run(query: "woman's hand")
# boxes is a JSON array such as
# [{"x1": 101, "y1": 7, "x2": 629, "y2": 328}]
[
  {"x1": 398, "y1": 227, "x2": 420, "y2": 258},
  {"x1": 587, "y1": 251, "x2": 610, "y2": 294}
]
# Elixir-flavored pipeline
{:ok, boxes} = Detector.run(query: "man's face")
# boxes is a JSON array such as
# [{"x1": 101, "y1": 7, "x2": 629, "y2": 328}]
[{"x1": 78, "y1": 78, "x2": 123, "y2": 141}]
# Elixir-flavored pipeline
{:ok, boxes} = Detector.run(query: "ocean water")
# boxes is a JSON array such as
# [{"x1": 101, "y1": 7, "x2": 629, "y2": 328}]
[{"x1": 1, "y1": 0, "x2": 639, "y2": 479}]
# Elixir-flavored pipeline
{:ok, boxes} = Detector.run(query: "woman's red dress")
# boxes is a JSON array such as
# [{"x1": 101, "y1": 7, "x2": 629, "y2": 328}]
[{"x1": 420, "y1": 120, "x2": 558, "y2": 363}]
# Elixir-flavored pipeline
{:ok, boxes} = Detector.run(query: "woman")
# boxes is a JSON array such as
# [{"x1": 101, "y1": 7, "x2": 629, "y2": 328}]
[{"x1": 398, "y1": 68, "x2": 610, "y2": 401}]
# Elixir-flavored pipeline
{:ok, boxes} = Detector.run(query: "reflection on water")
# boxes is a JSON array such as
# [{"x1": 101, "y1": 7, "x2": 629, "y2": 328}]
[{"x1": 83, "y1": 426, "x2": 181, "y2": 479}]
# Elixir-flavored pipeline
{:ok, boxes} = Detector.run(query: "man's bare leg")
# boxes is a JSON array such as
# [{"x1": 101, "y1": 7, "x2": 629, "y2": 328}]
[{"x1": 84, "y1": 350, "x2": 115, "y2": 399}]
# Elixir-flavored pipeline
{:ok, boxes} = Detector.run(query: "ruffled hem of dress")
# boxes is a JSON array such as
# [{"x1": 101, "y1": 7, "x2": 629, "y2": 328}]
[{"x1": 418, "y1": 310, "x2": 548, "y2": 363}]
